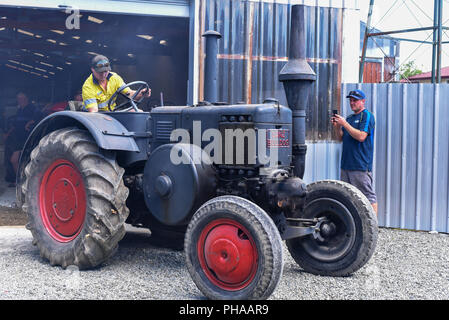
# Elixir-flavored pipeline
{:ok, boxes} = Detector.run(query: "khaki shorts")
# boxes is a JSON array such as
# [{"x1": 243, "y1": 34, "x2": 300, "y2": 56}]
[{"x1": 340, "y1": 170, "x2": 377, "y2": 204}]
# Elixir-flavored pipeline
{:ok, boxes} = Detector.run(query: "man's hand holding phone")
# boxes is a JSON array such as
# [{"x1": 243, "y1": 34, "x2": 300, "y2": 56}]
[{"x1": 331, "y1": 109, "x2": 339, "y2": 125}]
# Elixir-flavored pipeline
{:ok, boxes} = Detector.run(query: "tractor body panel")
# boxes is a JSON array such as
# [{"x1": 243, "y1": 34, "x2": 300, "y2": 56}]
[{"x1": 150, "y1": 103, "x2": 292, "y2": 168}]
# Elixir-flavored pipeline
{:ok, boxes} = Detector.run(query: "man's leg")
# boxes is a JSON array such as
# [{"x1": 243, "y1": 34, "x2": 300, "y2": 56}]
[
  {"x1": 340, "y1": 169, "x2": 350, "y2": 184},
  {"x1": 371, "y1": 202, "x2": 378, "y2": 216},
  {"x1": 10, "y1": 150, "x2": 21, "y2": 176},
  {"x1": 346, "y1": 171, "x2": 378, "y2": 217}
]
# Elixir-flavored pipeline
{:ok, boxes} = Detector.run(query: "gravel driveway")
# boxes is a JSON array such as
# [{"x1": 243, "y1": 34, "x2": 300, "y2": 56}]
[{"x1": 0, "y1": 225, "x2": 448, "y2": 300}]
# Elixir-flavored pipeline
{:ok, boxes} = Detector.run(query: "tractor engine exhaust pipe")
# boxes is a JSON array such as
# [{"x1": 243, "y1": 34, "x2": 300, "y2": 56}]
[
  {"x1": 279, "y1": 5, "x2": 316, "y2": 179},
  {"x1": 202, "y1": 30, "x2": 222, "y2": 104}
]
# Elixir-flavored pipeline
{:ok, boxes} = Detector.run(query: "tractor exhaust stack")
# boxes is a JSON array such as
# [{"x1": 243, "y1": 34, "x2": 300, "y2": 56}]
[
  {"x1": 279, "y1": 5, "x2": 316, "y2": 179},
  {"x1": 202, "y1": 30, "x2": 222, "y2": 104}
]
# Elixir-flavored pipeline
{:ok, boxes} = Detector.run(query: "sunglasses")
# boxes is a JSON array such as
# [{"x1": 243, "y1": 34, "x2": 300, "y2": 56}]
[
  {"x1": 94, "y1": 62, "x2": 110, "y2": 69},
  {"x1": 348, "y1": 91, "x2": 362, "y2": 97}
]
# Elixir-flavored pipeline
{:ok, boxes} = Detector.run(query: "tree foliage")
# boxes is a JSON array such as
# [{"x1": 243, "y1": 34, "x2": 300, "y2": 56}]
[{"x1": 400, "y1": 61, "x2": 423, "y2": 80}]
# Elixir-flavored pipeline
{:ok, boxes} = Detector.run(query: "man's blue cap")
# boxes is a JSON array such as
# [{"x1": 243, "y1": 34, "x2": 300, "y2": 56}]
[{"x1": 346, "y1": 89, "x2": 366, "y2": 100}]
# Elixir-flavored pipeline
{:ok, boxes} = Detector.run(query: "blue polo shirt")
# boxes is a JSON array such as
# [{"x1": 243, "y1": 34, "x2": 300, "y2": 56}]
[{"x1": 341, "y1": 109, "x2": 375, "y2": 171}]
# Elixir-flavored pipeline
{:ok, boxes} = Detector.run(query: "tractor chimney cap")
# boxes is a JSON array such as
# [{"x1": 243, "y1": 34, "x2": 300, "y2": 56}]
[
  {"x1": 279, "y1": 59, "x2": 316, "y2": 81},
  {"x1": 202, "y1": 30, "x2": 222, "y2": 38}
]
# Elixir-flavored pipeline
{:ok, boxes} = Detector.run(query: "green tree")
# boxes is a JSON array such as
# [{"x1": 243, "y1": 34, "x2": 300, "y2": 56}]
[{"x1": 400, "y1": 61, "x2": 423, "y2": 80}]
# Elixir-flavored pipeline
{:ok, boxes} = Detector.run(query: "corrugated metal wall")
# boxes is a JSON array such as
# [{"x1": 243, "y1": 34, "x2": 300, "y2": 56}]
[
  {"x1": 303, "y1": 142, "x2": 341, "y2": 183},
  {"x1": 199, "y1": 0, "x2": 343, "y2": 141},
  {"x1": 340, "y1": 83, "x2": 449, "y2": 233}
]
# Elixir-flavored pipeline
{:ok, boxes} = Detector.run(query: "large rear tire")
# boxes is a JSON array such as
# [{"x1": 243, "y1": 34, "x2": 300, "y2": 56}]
[
  {"x1": 23, "y1": 128, "x2": 129, "y2": 269},
  {"x1": 185, "y1": 196, "x2": 283, "y2": 300},
  {"x1": 286, "y1": 180, "x2": 377, "y2": 276}
]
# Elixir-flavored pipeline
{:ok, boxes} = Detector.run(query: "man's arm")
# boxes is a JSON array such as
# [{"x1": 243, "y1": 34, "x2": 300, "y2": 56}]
[
  {"x1": 125, "y1": 88, "x2": 151, "y2": 100},
  {"x1": 114, "y1": 73, "x2": 151, "y2": 100},
  {"x1": 82, "y1": 86, "x2": 99, "y2": 112},
  {"x1": 332, "y1": 119, "x2": 343, "y2": 141},
  {"x1": 332, "y1": 114, "x2": 368, "y2": 142},
  {"x1": 86, "y1": 105, "x2": 98, "y2": 112}
]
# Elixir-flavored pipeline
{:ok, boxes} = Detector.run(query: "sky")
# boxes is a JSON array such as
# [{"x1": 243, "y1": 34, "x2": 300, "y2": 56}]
[{"x1": 358, "y1": 0, "x2": 449, "y2": 72}]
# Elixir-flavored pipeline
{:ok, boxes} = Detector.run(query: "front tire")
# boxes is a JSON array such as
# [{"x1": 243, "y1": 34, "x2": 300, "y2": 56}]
[
  {"x1": 185, "y1": 196, "x2": 283, "y2": 300},
  {"x1": 23, "y1": 128, "x2": 129, "y2": 269},
  {"x1": 286, "y1": 180, "x2": 377, "y2": 276}
]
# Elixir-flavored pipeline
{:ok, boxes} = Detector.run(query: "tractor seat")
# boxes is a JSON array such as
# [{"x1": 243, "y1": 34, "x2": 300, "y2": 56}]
[{"x1": 68, "y1": 101, "x2": 84, "y2": 111}]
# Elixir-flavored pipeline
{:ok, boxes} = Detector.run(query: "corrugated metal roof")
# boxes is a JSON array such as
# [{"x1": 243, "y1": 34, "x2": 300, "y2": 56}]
[
  {"x1": 408, "y1": 66, "x2": 449, "y2": 80},
  {"x1": 0, "y1": 0, "x2": 190, "y2": 17}
]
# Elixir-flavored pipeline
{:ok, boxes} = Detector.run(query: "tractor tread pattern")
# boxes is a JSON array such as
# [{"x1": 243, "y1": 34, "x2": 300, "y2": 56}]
[{"x1": 23, "y1": 128, "x2": 129, "y2": 269}]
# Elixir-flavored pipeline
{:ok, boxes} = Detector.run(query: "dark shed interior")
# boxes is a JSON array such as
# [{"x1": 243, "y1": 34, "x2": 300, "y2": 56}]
[{"x1": 0, "y1": 6, "x2": 189, "y2": 181}]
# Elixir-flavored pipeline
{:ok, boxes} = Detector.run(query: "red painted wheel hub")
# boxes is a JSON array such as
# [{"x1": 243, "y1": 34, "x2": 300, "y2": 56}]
[
  {"x1": 198, "y1": 219, "x2": 258, "y2": 291},
  {"x1": 39, "y1": 159, "x2": 87, "y2": 242}
]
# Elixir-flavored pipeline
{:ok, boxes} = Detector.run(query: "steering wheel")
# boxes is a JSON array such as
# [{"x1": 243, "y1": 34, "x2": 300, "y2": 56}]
[{"x1": 107, "y1": 81, "x2": 150, "y2": 112}]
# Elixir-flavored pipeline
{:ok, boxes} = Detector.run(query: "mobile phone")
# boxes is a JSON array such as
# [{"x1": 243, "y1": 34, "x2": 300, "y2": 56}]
[{"x1": 331, "y1": 109, "x2": 338, "y2": 123}]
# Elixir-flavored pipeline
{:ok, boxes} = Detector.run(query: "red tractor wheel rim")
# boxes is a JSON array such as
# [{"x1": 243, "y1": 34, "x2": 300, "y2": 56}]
[
  {"x1": 39, "y1": 159, "x2": 87, "y2": 242},
  {"x1": 197, "y1": 218, "x2": 258, "y2": 291}
]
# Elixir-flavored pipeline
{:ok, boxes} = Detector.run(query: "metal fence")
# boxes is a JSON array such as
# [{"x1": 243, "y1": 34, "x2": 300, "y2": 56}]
[{"x1": 311, "y1": 83, "x2": 449, "y2": 233}]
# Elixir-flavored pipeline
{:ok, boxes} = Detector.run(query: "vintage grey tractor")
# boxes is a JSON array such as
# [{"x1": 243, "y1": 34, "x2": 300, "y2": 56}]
[{"x1": 16, "y1": 5, "x2": 377, "y2": 300}]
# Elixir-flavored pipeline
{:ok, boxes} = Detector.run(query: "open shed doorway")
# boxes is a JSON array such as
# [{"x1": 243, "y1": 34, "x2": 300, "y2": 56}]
[{"x1": 0, "y1": 6, "x2": 189, "y2": 185}]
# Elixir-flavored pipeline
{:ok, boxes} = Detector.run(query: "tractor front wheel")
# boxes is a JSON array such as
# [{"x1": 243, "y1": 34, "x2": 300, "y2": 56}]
[
  {"x1": 286, "y1": 180, "x2": 378, "y2": 276},
  {"x1": 185, "y1": 196, "x2": 284, "y2": 300},
  {"x1": 23, "y1": 128, "x2": 129, "y2": 269}
]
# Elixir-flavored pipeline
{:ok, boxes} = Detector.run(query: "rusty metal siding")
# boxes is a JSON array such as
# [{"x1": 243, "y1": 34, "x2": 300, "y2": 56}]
[
  {"x1": 306, "y1": 6, "x2": 342, "y2": 141},
  {"x1": 383, "y1": 57, "x2": 395, "y2": 82},
  {"x1": 200, "y1": 1, "x2": 343, "y2": 142},
  {"x1": 363, "y1": 61, "x2": 382, "y2": 83}
]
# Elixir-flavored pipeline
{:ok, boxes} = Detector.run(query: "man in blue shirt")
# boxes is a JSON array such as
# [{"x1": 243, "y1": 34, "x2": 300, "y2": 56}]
[{"x1": 332, "y1": 89, "x2": 377, "y2": 217}]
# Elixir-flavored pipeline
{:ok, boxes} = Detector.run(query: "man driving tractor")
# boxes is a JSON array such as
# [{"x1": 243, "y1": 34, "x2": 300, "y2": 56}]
[{"x1": 82, "y1": 54, "x2": 151, "y2": 112}]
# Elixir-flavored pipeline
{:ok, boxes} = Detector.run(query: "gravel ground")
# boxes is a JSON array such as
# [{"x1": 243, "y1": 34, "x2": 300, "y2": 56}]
[
  {"x1": 0, "y1": 207, "x2": 27, "y2": 226},
  {"x1": 0, "y1": 223, "x2": 448, "y2": 300}
]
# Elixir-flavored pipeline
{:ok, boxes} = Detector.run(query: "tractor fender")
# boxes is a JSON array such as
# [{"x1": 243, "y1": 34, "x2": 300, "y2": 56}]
[
  {"x1": 16, "y1": 111, "x2": 140, "y2": 207},
  {"x1": 25, "y1": 111, "x2": 140, "y2": 152}
]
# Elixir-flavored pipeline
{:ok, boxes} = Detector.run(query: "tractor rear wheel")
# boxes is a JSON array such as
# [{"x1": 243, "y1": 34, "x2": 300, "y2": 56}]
[
  {"x1": 23, "y1": 128, "x2": 129, "y2": 269},
  {"x1": 185, "y1": 196, "x2": 283, "y2": 300},
  {"x1": 286, "y1": 180, "x2": 377, "y2": 276}
]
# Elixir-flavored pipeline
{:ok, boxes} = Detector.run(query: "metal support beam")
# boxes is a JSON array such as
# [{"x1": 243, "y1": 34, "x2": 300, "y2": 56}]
[
  {"x1": 368, "y1": 26, "x2": 448, "y2": 39},
  {"x1": 436, "y1": 0, "x2": 443, "y2": 83},
  {"x1": 373, "y1": 35, "x2": 433, "y2": 45},
  {"x1": 359, "y1": 0, "x2": 375, "y2": 83},
  {"x1": 432, "y1": 0, "x2": 439, "y2": 83},
  {"x1": 368, "y1": 26, "x2": 437, "y2": 37}
]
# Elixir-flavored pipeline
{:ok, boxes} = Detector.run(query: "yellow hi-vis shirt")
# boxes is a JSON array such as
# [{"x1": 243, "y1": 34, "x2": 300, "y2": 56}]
[{"x1": 81, "y1": 72, "x2": 130, "y2": 111}]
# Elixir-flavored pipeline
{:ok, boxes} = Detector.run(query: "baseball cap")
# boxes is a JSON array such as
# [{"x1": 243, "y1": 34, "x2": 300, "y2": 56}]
[
  {"x1": 346, "y1": 89, "x2": 366, "y2": 100},
  {"x1": 91, "y1": 55, "x2": 111, "y2": 72}
]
